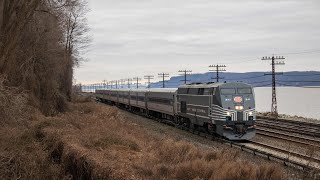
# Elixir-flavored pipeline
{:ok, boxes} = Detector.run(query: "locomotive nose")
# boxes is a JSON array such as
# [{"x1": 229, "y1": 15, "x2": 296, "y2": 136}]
[{"x1": 235, "y1": 124, "x2": 246, "y2": 134}]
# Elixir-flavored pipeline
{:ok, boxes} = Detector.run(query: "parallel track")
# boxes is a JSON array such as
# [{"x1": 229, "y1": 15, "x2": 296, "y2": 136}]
[
  {"x1": 256, "y1": 128, "x2": 320, "y2": 150},
  {"x1": 257, "y1": 116, "x2": 320, "y2": 129},
  {"x1": 97, "y1": 99, "x2": 320, "y2": 172},
  {"x1": 247, "y1": 141, "x2": 320, "y2": 169},
  {"x1": 256, "y1": 119, "x2": 320, "y2": 138}
]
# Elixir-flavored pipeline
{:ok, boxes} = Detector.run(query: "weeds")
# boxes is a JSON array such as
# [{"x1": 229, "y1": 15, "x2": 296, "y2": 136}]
[{"x1": 0, "y1": 98, "x2": 288, "y2": 179}]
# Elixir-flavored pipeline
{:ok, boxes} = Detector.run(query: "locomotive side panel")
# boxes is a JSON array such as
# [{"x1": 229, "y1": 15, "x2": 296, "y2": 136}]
[{"x1": 177, "y1": 87, "x2": 213, "y2": 126}]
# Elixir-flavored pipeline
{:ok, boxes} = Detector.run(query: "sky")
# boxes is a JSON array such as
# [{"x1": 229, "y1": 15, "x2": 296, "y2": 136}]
[{"x1": 74, "y1": 0, "x2": 320, "y2": 84}]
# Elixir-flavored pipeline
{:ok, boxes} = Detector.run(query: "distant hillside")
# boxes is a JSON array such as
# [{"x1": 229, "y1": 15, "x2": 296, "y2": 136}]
[{"x1": 150, "y1": 71, "x2": 320, "y2": 88}]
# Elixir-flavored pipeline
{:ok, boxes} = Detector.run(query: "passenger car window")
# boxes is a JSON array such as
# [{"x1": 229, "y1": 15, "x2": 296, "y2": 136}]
[
  {"x1": 237, "y1": 88, "x2": 252, "y2": 94},
  {"x1": 220, "y1": 88, "x2": 236, "y2": 95}
]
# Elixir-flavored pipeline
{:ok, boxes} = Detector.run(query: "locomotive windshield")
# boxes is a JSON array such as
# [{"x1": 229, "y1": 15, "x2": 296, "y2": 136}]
[
  {"x1": 220, "y1": 88, "x2": 236, "y2": 95},
  {"x1": 237, "y1": 88, "x2": 252, "y2": 94}
]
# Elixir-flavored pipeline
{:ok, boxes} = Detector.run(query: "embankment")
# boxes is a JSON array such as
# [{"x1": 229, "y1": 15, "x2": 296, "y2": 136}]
[{"x1": 1, "y1": 98, "x2": 287, "y2": 179}]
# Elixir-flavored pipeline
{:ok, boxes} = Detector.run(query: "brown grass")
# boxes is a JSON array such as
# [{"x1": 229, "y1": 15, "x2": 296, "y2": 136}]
[
  {"x1": 40, "y1": 102, "x2": 286, "y2": 180},
  {"x1": 0, "y1": 93, "x2": 287, "y2": 179}
]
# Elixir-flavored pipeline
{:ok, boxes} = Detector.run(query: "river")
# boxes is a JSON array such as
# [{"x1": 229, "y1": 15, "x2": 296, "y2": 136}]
[{"x1": 254, "y1": 87, "x2": 320, "y2": 120}]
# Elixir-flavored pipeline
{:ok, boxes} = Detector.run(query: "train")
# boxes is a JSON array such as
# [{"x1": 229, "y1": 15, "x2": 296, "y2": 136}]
[{"x1": 95, "y1": 82, "x2": 256, "y2": 140}]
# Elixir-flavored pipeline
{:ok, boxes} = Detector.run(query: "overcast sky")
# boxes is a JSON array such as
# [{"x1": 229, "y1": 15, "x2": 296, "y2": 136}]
[{"x1": 75, "y1": 0, "x2": 320, "y2": 84}]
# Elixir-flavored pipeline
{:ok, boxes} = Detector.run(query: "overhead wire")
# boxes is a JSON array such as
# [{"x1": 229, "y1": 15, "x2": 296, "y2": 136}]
[
  {"x1": 276, "y1": 49, "x2": 320, "y2": 56},
  {"x1": 225, "y1": 74, "x2": 266, "y2": 81},
  {"x1": 277, "y1": 80, "x2": 320, "y2": 83},
  {"x1": 276, "y1": 82, "x2": 320, "y2": 88},
  {"x1": 254, "y1": 83, "x2": 273, "y2": 87},
  {"x1": 283, "y1": 73, "x2": 320, "y2": 76}
]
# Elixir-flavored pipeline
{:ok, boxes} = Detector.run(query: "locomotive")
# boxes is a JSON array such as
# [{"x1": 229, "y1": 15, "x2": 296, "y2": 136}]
[{"x1": 95, "y1": 82, "x2": 256, "y2": 140}]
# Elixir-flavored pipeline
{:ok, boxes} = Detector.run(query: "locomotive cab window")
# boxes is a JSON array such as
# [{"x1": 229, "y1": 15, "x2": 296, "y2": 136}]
[
  {"x1": 220, "y1": 88, "x2": 236, "y2": 95},
  {"x1": 178, "y1": 88, "x2": 188, "y2": 94},
  {"x1": 237, "y1": 88, "x2": 252, "y2": 94},
  {"x1": 198, "y1": 88, "x2": 204, "y2": 95},
  {"x1": 188, "y1": 88, "x2": 198, "y2": 95}
]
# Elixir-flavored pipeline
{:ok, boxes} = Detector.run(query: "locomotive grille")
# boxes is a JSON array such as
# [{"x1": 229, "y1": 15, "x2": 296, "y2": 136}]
[{"x1": 237, "y1": 112, "x2": 243, "y2": 121}]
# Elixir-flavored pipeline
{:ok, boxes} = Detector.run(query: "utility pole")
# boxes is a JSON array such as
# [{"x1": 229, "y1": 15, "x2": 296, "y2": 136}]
[
  {"x1": 115, "y1": 80, "x2": 118, "y2": 89},
  {"x1": 120, "y1": 79, "x2": 126, "y2": 89},
  {"x1": 262, "y1": 55, "x2": 285, "y2": 117},
  {"x1": 127, "y1": 78, "x2": 132, "y2": 88},
  {"x1": 179, "y1": 69, "x2": 192, "y2": 84},
  {"x1": 103, "y1": 80, "x2": 107, "y2": 89},
  {"x1": 144, "y1": 75, "x2": 154, "y2": 88},
  {"x1": 133, "y1": 77, "x2": 141, "y2": 89},
  {"x1": 158, "y1": 73, "x2": 170, "y2": 88},
  {"x1": 209, "y1": 64, "x2": 226, "y2": 82},
  {"x1": 110, "y1": 81, "x2": 114, "y2": 89}
]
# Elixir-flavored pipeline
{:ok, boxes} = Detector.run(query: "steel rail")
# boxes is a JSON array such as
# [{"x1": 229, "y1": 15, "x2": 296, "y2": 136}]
[
  {"x1": 256, "y1": 122, "x2": 320, "y2": 138},
  {"x1": 257, "y1": 116, "x2": 320, "y2": 128},
  {"x1": 249, "y1": 141, "x2": 320, "y2": 165},
  {"x1": 257, "y1": 128, "x2": 320, "y2": 144},
  {"x1": 96, "y1": 99, "x2": 320, "y2": 172}
]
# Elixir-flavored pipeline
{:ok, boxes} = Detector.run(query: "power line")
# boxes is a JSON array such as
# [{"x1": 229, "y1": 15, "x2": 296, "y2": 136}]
[
  {"x1": 276, "y1": 49, "x2": 320, "y2": 56},
  {"x1": 225, "y1": 74, "x2": 266, "y2": 81},
  {"x1": 278, "y1": 80, "x2": 320, "y2": 83},
  {"x1": 254, "y1": 83, "x2": 273, "y2": 87},
  {"x1": 247, "y1": 80, "x2": 272, "y2": 84},
  {"x1": 209, "y1": 64, "x2": 226, "y2": 82},
  {"x1": 261, "y1": 55, "x2": 285, "y2": 117},
  {"x1": 283, "y1": 73, "x2": 320, "y2": 77},
  {"x1": 178, "y1": 69, "x2": 192, "y2": 84},
  {"x1": 277, "y1": 82, "x2": 320, "y2": 88},
  {"x1": 144, "y1": 75, "x2": 154, "y2": 88},
  {"x1": 158, "y1": 73, "x2": 170, "y2": 88}
]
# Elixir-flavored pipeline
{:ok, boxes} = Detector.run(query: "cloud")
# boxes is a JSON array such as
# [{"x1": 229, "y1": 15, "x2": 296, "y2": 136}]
[{"x1": 75, "y1": 0, "x2": 320, "y2": 84}]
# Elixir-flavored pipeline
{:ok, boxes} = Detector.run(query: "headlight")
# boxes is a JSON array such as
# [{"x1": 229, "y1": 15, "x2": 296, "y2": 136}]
[{"x1": 235, "y1": 106, "x2": 244, "y2": 110}]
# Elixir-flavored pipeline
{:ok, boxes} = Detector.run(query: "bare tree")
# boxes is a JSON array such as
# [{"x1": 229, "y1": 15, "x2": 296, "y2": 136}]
[
  {"x1": 0, "y1": 0, "x2": 41, "y2": 74},
  {"x1": 0, "y1": 0, "x2": 90, "y2": 114}
]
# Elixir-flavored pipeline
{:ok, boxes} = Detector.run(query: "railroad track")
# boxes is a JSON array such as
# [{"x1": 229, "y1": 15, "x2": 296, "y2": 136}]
[
  {"x1": 178, "y1": 127, "x2": 320, "y2": 171},
  {"x1": 256, "y1": 128, "x2": 320, "y2": 149},
  {"x1": 135, "y1": 112, "x2": 320, "y2": 172},
  {"x1": 256, "y1": 118, "x2": 320, "y2": 138},
  {"x1": 247, "y1": 141, "x2": 320, "y2": 169},
  {"x1": 97, "y1": 101, "x2": 320, "y2": 172},
  {"x1": 257, "y1": 116, "x2": 320, "y2": 130}
]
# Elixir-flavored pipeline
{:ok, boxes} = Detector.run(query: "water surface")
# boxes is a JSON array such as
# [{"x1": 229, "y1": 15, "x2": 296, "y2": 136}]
[{"x1": 254, "y1": 87, "x2": 320, "y2": 120}]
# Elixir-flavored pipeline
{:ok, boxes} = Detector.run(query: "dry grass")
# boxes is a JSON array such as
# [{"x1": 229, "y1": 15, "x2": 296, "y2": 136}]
[
  {"x1": 0, "y1": 88, "x2": 287, "y2": 179},
  {"x1": 39, "y1": 102, "x2": 286, "y2": 180},
  {"x1": 0, "y1": 76, "x2": 29, "y2": 126}
]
